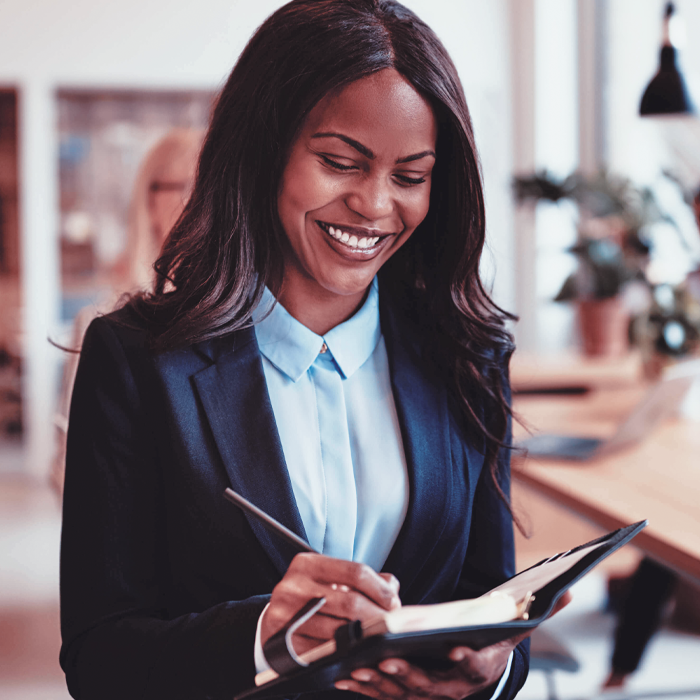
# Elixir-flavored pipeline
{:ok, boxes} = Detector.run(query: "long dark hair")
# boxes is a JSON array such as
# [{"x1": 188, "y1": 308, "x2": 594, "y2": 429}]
[{"x1": 130, "y1": 0, "x2": 516, "y2": 507}]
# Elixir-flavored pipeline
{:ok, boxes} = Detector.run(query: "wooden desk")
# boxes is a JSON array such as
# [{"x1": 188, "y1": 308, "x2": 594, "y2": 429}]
[{"x1": 512, "y1": 386, "x2": 700, "y2": 585}]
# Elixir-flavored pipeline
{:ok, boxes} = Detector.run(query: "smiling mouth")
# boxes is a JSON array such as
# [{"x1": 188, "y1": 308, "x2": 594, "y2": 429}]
[{"x1": 316, "y1": 220, "x2": 393, "y2": 253}]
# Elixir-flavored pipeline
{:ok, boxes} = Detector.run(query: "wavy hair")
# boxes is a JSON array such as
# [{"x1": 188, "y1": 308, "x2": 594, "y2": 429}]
[{"x1": 130, "y1": 0, "x2": 517, "y2": 506}]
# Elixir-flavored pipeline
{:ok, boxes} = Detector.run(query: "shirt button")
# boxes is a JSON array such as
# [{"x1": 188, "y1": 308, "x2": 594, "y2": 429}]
[{"x1": 319, "y1": 342, "x2": 328, "y2": 354}]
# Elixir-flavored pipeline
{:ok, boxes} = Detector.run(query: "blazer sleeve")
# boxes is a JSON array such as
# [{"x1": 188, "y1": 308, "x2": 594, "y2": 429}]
[
  {"x1": 59, "y1": 317, "x2": 269, "y2": 700},
  {"x1": 451, "y1": 361, "x2": 530, "y2": 700}
]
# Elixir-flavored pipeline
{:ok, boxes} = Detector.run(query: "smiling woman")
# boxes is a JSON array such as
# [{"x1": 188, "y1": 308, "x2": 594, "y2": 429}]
[{"x1": 58, "y1": 2, "x2": 535, "y2": 700}]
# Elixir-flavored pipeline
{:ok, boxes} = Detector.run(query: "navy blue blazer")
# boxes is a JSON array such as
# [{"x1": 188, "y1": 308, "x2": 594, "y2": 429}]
[{"x1": 59, "y1": 294, "x2": 529, "y2": 700}]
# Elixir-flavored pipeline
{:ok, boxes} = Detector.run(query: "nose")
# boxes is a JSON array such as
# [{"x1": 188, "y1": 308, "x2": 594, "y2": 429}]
[{"x1": 345, "y1": 173, "x2": 395, "y2": 222}]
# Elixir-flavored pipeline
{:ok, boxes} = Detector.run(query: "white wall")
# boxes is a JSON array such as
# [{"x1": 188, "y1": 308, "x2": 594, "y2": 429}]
[
  {"x1": 607, "y1": 0, "x2": 700, "y2": 184},
  {"x1": 0, "y1": 0, "x2": 281, "y2": 87},
  {"x1": 532, "y1": 0, "x2": 579, "y2": 354},
  {"x1": 607, "y1": 0, "x2": 700, "y2": 280},
  {"x1": 508, "y1": 0, "x2": 580, "y2": 354},
  {"x1": 404, "y1": 0, "x2": 516, "y2": 311},
  {"x1": 0, "y1": 0, "x2": 516, "y2": 476}
]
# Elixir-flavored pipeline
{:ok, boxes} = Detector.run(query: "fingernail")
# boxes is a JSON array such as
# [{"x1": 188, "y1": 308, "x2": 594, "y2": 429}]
[
  {"x1": 382, "y1": 662, "x2": 399, "y2": 674},
  {"x1": 335, "y1": 682, "x2": 351, "y2": 690},
  {"x1": 451, "y1": 648, "x2": 467, "y2": 662},
  {"x1": 352, "y1": 669, "x2": 373, "y2": 682}
]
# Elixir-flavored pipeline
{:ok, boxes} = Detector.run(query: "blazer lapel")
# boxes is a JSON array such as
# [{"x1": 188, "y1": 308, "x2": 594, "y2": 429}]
[
  {"x1": 379, "y1": 298, "x2": 454, "y2": 601},
  {"x1": 191, "y1": 329, "x2": 308, "y2": 577}
]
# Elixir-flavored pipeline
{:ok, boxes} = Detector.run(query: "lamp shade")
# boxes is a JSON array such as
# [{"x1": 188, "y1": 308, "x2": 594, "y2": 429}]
[
  {"x1": 639, "y1": 3, "x2": 694, "y2": 116},
  {"x1": 639, "y1": 45, "x2": 694, "y2": 116}
]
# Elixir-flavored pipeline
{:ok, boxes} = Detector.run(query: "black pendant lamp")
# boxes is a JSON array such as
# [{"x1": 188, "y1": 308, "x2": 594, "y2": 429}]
[{"x1": 639, "y1": 2, "x2": 694, "y2": 116}]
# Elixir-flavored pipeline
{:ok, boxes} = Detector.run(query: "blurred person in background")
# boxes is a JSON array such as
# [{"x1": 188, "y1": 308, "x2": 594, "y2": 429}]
[
  {"x1": 50, "y1": 128, "x2": 203, "y2": 497},
  {"x1": 120, "y1": 128, "x2": 205, "y2": 289}
]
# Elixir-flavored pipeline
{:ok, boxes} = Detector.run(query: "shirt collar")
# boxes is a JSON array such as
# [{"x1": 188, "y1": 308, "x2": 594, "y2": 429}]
[{"x1": 253, "y1": 278, "x2": 381, "y2": 382}]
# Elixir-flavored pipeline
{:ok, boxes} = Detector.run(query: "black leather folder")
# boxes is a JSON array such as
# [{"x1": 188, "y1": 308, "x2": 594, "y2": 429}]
[{"x1": 237, "y1": 520, "x2": 647, "y2": 700}]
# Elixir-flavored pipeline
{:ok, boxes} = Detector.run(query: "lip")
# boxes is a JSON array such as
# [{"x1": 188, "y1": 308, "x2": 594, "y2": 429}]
[{"x1": 315, "y1": 220, "x2": 396, "y2": 260}]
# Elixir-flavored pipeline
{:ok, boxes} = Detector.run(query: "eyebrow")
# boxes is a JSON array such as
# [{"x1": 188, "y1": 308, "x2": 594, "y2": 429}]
[{"x1": 311, "y1": 132, "x2": 436, "y2": 165}]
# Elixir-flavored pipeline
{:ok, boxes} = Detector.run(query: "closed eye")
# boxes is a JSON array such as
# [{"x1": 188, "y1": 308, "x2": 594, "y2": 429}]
[
  {"x1": 320, "y1": 154, "x2": 429, "y2": 186},
  {"x1": 319, "y1": 155, "x2": 356, "y2": 171},
  {"x1": 395, "y1": 174, "x2": 427, "y2": 186}
]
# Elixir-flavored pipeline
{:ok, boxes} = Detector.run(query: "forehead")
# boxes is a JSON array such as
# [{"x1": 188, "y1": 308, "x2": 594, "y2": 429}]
[{"x1": 301, "y1": 68, "x2": 438, "y2": 153}]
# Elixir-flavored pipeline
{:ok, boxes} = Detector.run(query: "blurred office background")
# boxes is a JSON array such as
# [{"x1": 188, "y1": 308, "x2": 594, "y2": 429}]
[{"x1": 1, "y1": 0, "x2": 700, "y2": 698}]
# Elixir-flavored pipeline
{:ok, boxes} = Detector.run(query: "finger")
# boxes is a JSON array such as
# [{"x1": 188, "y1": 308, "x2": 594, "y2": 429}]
[
  {"x1": 377, "y1": 657, "x2": 436, "y2": 697},
  {"x1": 449, "y1": 646, "x2": 505, "y2": 687},
  {"x1": 289, "y1": 611, "x2": 346, "y2": 641},
  {"x1": 378, "y1": 657, "x2": 481, "y2": 700},
  {"x1": 329, "y1": 588, "x2": 397, "y2": 623},
  {"x1": 348, "y1": 666, "x2": 409, "y2": 699},
  {"x1": 265, "y1": 557, "x2": 400, "y2": 648},
  {"x1": 334, "y1": 678, "x2": 386, "y2": 698},
  {"x1": 448, "y1": 614, "x2": 535, "y2": 661},
  {"x1": 263, "y1": 581, "x2": 338, "y2": 644},
  {"x1": 457, "y1": 656, "x2": 493, "y2": 686},
  {"x1": 292, "y1": 589, "x2": 394, "y2": 640},
  {"x1": 378, "y1": 573, "x2": 401, "y2": 596},
  {"x1": 287, "y1": 589, "x2": 391, "y2": 630},
  {"x1": 267, "y1": 589, "x2": 389, "y2": 646},
  {"x1": 268, "y1": 573, "x2": 381, "y2": 623},
  {"x1": 264, "y1": 604, "x2": 345, "y2": 644},
  {"x1": 286, "y1": 554, "x2": 400, "y2": 612},
  {"x1": 300, "y1": 557, "x2": 399, "y2": 611}
]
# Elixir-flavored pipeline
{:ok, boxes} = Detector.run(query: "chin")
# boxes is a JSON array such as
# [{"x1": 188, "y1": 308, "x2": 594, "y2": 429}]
[{"x1": 314, "y1": 267, "x2": 378, "y2": 299}]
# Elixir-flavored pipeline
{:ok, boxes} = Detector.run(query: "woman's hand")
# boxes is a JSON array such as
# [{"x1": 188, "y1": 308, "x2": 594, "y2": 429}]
[
  {"x1": 333, "y1": 635, "x2": 526, "y2": 700},
  {"x1": 261, "y1": 553, "x2": 401, "y2": 655},
  {"x1": 334, "y1": 590, "x2": 573, "y2": 700}
]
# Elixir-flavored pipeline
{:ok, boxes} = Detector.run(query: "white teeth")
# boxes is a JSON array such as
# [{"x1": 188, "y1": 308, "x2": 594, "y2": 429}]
[{"x1": 323, "y1": 223, "x2": 383, "y2": 250}]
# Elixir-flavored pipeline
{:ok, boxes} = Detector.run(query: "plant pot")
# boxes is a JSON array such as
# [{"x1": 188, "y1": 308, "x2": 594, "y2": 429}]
[{"x1": 577, "y1": 297, "x2": 629, "y2": 357}]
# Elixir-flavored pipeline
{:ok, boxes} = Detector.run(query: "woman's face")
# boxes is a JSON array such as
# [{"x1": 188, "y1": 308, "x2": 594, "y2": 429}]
[
  {"x1": 148, "y1": 148, "x2": 199, "y2": 244},
  {"x1": 277, "y1": 68, "x2": 438, "y2": 310}
]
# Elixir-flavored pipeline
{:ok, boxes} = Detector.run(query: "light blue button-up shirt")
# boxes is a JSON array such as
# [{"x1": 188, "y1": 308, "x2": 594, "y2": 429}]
[
  {"x1": 251, "y1": 280, "x2": 512, "y2": 694},
  {"x1": 253, "y1": 278, "x2": 409, "y2": 570}
]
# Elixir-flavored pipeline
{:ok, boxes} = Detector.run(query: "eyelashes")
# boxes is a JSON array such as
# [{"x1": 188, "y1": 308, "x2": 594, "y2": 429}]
[
  {"x1": 396, "y1": 175, "x2": 427, "y2": 186},
  {"x1": 320, "y1": 155, "x2": 355, "y2": 171},
  {"x1": 319, "y1": 155, "x2": 427, "y2": 186}
]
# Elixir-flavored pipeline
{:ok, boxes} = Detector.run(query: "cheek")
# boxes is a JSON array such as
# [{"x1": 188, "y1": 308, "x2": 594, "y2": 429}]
[
  {"x1": 279, "y1": 161, "x2": 338, "y2": 225},
  {"x1": 150, "y1": 193, "x2": 185, "y2": 238},
  {"x1": 402, "y1": 188, "x2": 432, "y2": 232}
]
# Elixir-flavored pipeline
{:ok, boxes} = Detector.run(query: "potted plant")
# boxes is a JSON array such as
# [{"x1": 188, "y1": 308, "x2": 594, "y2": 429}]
[
  {"x1": 513, "y1": 170, "x2": 668, "y2": 356},
  {"x1": 631, "y1": 282, "x2": 700, "y2": 377}
]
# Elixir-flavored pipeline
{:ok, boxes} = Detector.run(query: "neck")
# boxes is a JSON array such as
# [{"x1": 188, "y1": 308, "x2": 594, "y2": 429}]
[{"x1": 277, "y1": 279, "x2": 369, "y2": 336}]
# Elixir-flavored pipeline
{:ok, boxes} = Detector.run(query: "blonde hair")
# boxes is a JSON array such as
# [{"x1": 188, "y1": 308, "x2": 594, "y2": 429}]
[{"x1": 123, "y1": 127, "x2": 203, "y2": 290}]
